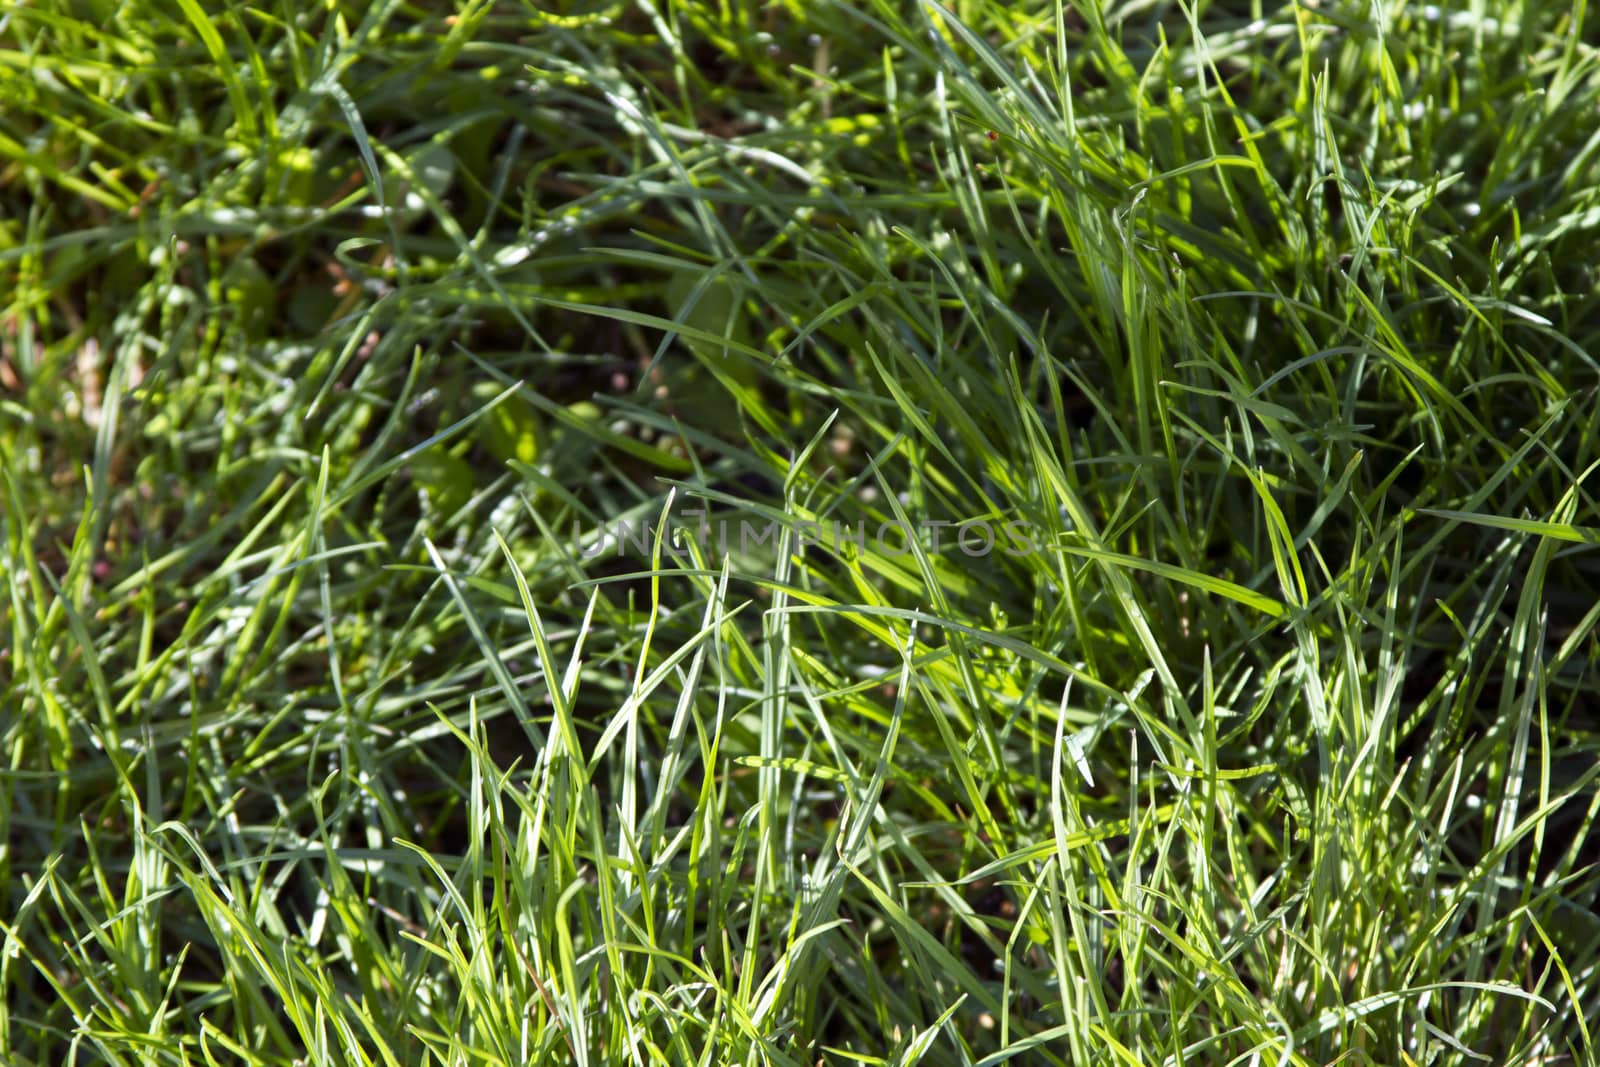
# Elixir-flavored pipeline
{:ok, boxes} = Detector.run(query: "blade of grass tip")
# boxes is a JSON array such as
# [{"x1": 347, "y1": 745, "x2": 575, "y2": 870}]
[
  {"x1": 892, "y1": 993, "x2": 967, "y2": 1065},
  {"x1": 308, "y1": 444, "x2": 346, "y2": 711},
  {"x1": 1415, "y1": 508, "x2": 1600, "y2": 545},
  {"x1": 1057, "y1": 544, "x2": 1289, "y2": 620},
  {"x1": 841, "y1": 859, "x2": 1008, "y2": 1022},
  {"x1": 1047, "y1": 677, "x2": 1118, "y2": 1036},
  {"x1": 1478, "y1": 496, "x2": 1566, "y2": 984},
  {"x1": 754, "y1": 619, "x2": 919, "y2": 1024},
  {"x1": 35, "y1": 561, "x2": 125, "y2": 788},
  {"x1": 862, "y1": 433, "x2": 1006, "y2": 824},
  {"x1": 1, "y1": 463, "x2": 52, "y2": 633},
  {"x1": 422, "y1": 537, "x2": 546, "y2": 751},
  {"x1": 88, "y1": 338, "x2": 133, "y2": 559},
  {"x1": 171, "y1": 0, "x2": 259, "y2": 142},
  {"x1": 1025, "y1": 414, "x2": 1199, "y2": 738},
  {"x1": 492, "y1": 530, "x2": 584, "y2": 766},
  {"x1": 305, "y1": 302, "x2": 383, "y2": 421},
  {"x1": 754, "y1": 480, "x2": 796, "y2": 898},
  {"x1": 582, "y1": 593, "x2": 730, "y2": 767},
  {"x1": 313, "y1": 77, "x2": 406, "y2": 268},
  {"x1": 557, "y1": 493, "x2": 678, "y2": 883},
  {"x1": 643, "y1": 557, "x2": 729, "y2": 875}
]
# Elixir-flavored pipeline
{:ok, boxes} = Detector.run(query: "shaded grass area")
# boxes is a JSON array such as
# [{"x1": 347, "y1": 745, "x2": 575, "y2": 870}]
[{"x1": 2, "y1": 0, "x2": 1599, "y2": 1063}]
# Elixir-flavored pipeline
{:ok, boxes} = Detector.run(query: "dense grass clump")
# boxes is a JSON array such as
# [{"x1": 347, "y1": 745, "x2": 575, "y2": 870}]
[{"x1": 3, "y1": 0, "x2": 1599, "y2": 1063}]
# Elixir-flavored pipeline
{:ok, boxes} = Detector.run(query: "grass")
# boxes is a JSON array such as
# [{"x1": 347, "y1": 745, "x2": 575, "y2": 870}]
[{"x1": 2, "y1": 0, "x2": 1599, "y2": 1063}]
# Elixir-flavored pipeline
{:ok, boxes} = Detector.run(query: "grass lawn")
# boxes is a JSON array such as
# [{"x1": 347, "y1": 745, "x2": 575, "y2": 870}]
[{"x1": 3, "y1": 0, "x2": 1600, "y2": 1063}]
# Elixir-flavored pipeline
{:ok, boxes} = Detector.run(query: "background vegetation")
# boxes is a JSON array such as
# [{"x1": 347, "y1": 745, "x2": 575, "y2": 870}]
[{"x1": 3, "y1": 0, "x2": 1599, "y2": 1063}]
